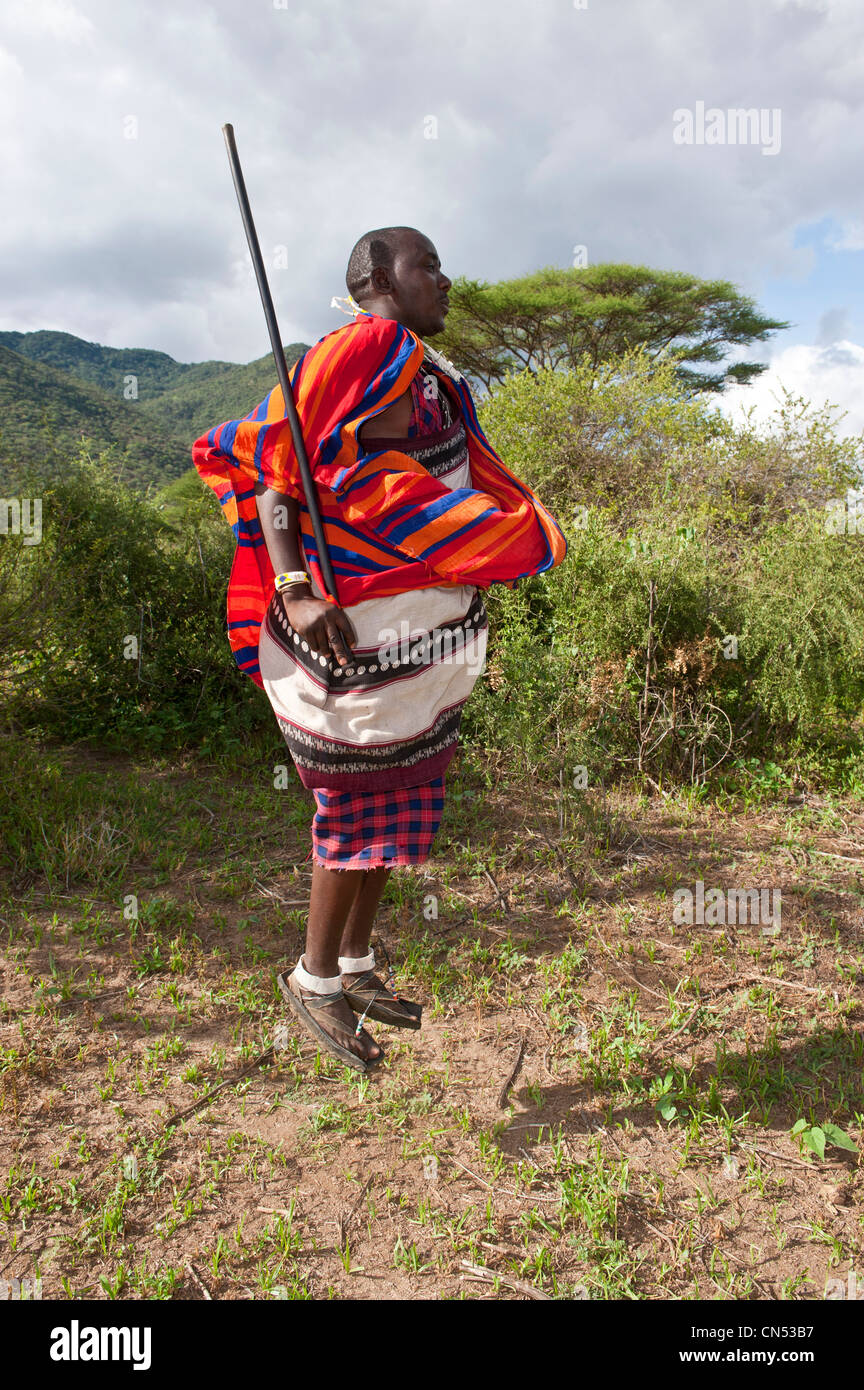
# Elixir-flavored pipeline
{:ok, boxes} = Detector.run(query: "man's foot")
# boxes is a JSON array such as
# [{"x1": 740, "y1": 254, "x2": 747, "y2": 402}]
[
  {"x1": 340, "y1": 969, "x2": 422, "y2": 1030},
  {"x1": 278, "y1": 970, "x2": 384, "y2": 1072}
]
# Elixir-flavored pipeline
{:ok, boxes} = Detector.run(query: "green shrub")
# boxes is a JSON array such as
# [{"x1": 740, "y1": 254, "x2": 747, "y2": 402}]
[
  {"x1": 2, "y1": 354, "x2": 863, "y2": 790},
  {"x1": 0, "y1": 447, "x2": 266, "y2": 750}
]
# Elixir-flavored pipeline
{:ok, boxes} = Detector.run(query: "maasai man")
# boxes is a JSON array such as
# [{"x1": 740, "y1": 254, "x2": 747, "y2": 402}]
[{"x1": 192, "y1": 227, "x2": 567, "y2": 1072}]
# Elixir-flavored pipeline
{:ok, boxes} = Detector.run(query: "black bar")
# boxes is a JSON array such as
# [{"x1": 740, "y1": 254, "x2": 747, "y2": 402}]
[{"x1": 221, "y1": 122, "x2": 339, "y2": 605}]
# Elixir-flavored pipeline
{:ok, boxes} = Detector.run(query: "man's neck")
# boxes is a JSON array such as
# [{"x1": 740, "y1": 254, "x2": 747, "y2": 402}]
[{"x1": 356, "y1": 302, "x2": 425, "y2": 336}]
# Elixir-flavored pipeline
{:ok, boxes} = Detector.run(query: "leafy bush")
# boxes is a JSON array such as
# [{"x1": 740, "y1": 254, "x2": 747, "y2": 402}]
[
  {"x1": 465, "y1": 500, "x2": 864, "y2": 787},
  {"x1": 477, "y1": 349, "x2": 861, "y2": 532},
  {"x1": 2, "y1": 353, "x2": 863, "y2": 790},
  {"x1": 0, "y1": 447, "x2": 266, "y2": 750}
]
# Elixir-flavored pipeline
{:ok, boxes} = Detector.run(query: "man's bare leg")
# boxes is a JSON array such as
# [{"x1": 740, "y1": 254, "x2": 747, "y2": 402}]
[
  {"x1": 339, "y1": 867, "x2": 392, "y2": 959},
  {"x1": 337, "y1": 869, "x2": 418, "y2": 1025},
  {"x1": 289, "y1": 864, "x2": 383, "y2": 1063}
]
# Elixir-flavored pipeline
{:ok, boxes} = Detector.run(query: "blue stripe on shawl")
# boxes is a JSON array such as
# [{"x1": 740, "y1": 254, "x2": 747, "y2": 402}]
[
  {"x1": 416, "y1": 505, "x2": 500, "y2": 558},
  {"x1": 383, "y1": 489, "x2": 479, "y2": 545}
]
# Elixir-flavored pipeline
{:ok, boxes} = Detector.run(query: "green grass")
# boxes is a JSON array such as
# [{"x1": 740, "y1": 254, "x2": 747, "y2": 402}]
[{"x1": 1, "y1": 742, "x2": 862, "y2": 1300}]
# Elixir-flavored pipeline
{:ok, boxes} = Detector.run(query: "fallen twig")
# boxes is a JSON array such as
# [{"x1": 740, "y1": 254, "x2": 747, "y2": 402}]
[
  {"x1": 162, "y1": 1046, "x2": 275, "y2": 1129},
  {"x1": 454, "y1": 843, "x2": 510, "y2": 913},
  {"x1": 185, "y1": 1261, "x2": 212, "y2": 1300},
  {"x1": 337, "y1": 1174, "x2": 374, "y2": 1248},
  {"x1": 498, "y1": 1035, "x2": 526, "y2": 1109},
  {"x1": 253, "y1": 881, "x2": 308, "y2": 906},
  {"x1": 459, "y1": 1260, "x2": 552, "y2": 1300},
  {"x1": 744, "y1": 973, "x2": 832, "y2": 997},
  {"x1": 739, "y1": 1143, "x2": 849, "y2": 1171},
  {"x1": 448, "y1": 1154, "x2": 560, "y2": 1205}
]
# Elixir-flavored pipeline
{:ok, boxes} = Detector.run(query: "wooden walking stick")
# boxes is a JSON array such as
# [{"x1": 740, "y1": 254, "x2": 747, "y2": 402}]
[{"x1": 221, "y1": 122, "x2": 339, "y2": 605}]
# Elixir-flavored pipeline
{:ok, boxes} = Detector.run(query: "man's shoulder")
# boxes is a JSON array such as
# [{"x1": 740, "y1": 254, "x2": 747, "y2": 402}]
[
  {"x1": 312, "y1": 311, "x2": 417, "y2": 357},
  {"x1": 298, "y1": 314, "x2": 421, "y2": 402}
]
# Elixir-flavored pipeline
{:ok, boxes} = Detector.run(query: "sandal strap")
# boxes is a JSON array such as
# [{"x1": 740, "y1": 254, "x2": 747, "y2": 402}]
[
  {"x1": 344, "y1": 968, "x2": 374, "y2": 982},
  {"x1": 346, "y1": 970, "x2": 401, "y2": 1001},
  {"x1": 292, "y1": 983, "x2": 363, "y2": 1040},
  {"x1": 300, "y1": 986, "x2": 344, "y2": 1009}
]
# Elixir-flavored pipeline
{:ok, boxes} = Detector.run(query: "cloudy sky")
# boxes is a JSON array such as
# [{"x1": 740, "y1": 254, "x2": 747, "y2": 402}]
[{"x1": 1, "y1": 0, "x2": 863, "y2": 439}]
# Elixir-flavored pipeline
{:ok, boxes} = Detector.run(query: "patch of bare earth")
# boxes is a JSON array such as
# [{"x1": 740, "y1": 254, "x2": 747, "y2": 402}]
[{"x1": 1, "y1": 753, "x2": 862, "y2": 1300}]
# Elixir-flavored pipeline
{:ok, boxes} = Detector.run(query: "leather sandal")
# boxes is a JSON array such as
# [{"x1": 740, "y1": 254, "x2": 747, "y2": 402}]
[
  {"x1": 277, "y1": 970, "x2": 385, "y2": 1074},
  {"x1": 340, "y1": 969, "x2": 422, "y2": 1030}
]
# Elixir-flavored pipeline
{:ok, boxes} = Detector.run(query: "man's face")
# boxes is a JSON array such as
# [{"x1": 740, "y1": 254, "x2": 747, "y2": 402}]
[{"x1": 376, "y1": 232, "x2": 452, "y2": 337}]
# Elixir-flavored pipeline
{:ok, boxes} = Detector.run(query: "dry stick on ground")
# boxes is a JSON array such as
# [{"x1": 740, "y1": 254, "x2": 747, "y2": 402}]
[
  {"x1": 644, "y1": 773, "x2": 671, "y2": 801},
  {"x1": 453, "y1": 843, "x2": 510, "y2": 914},
  {"x1": 0, "y1": 1234, "x2": 44, "y2": 1276},
  {"x1": 590, "y1": 924, "x2": 670, "y2": 1003},
  {"x1": 253, "y1": 881, "x2": 309, "y2": 907},
  {"x1": 482, "y1": 866, "x2": 510, "y2": 915},
  {"x1": 337, "y1": 1175, "x2": 374, "y2": 1250},
  {"x1": 646, "y1": 987, "x2": 739, "y2": 1056},
  {"x1": 447, "y1": 1154, "x2": 560, "y2": 1205},
  {"x1": 459, "y1": 1260, "x2": 553, "y2": 1301},
  {"x1": 162, "y1": 1045, "x2": 275, "y2": 1130},
  {"x1": 185, "y1": 1261, "x2": 212, "y2": 1300},
  {"x1": 739, "y1": 1143, "x2": 849, "y2": 1172},
  {"x1": 518, "y1": 1002, "x2": 557, "y2": 1080},
  {"x1": 498, "y1": 1035, "x2": 526, "y2": 1109},
  {"x1": 744, "y1": 973, "x2": 835, "y2": 997}
]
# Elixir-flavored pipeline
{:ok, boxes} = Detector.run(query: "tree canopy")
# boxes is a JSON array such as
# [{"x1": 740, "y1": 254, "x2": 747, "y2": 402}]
[{"x1": 429, "y1": 262, "x2": 789, "y2": 395}]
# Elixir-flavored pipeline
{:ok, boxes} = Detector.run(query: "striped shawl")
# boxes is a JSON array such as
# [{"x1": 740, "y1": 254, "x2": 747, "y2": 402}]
[{"x1": 191, "y1": 309, "x2": 567, "y2": 687}]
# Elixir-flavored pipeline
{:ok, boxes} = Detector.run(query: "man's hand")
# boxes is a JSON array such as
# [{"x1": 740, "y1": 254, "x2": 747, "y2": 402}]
[{"x1": 280, "y1": 593, "x2": 357, "y2": 668}]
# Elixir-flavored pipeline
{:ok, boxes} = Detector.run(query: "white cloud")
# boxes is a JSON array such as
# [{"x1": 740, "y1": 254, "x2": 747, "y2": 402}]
[
  {"x1": 0, "y1": 0, "x2": 862, "y2": 381},
  {"x1": 719, "y1": 340, "x2": 864, "y2": 442},
  {"x1": 826, "y1": 219, "x2": 864, "y2": 251},
  {"x1": 3, "y1": 0, "x2": 94, "y2": 42}
]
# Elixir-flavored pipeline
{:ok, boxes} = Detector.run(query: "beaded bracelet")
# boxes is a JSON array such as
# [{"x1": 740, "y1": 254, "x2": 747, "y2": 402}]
[{"x1": 274, "y1": 570, "x2": 311, "y2": 592}]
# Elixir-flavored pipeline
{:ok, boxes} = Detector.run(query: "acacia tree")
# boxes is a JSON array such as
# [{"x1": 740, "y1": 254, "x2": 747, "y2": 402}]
[{"x1": 430, "y1": 262, "x2": 789, "y2": 395}]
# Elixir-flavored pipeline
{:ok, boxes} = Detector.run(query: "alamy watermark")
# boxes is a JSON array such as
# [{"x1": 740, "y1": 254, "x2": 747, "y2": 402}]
[
  {"x1": 374, "y1": 621, "x2": 486, "y2": 674},
  {"x1": 50, "y1": 1321, "x2": 151, "y2": 1370},
  {"x1": 673, "y1": 102, "x2": 781, "y2": 156},
  {"x1": 825, "y1": 1269, "x2": 864, "y2": 1300},
  {"x1": 0, "y1": 497, "x2": 42, "y2": 545},
  {"x1": 673, "y1": 880, "x2": 780, "y2": 929},
  {"x1": 824, "y1": 490, "x2": 864, "y2": 535},
  {"x1": 1, "y1": 1276, "x2": 42, "y2": 1299}
]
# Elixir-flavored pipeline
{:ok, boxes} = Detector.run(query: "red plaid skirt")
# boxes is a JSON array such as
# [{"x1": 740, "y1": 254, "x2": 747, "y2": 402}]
[{"x1": 310, "y1": 776, "x2": 446, "y2": 869}]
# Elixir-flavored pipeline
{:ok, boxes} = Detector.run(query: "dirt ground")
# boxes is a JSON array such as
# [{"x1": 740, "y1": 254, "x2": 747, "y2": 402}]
[{"x1": 1, "y1": 748, "x2": 862, "y2": 1300}]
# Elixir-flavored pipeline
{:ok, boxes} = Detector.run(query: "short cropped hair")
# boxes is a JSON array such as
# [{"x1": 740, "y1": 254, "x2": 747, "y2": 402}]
[{"x1": 345, "y1": 226, "x2": 420, "y2": 301}]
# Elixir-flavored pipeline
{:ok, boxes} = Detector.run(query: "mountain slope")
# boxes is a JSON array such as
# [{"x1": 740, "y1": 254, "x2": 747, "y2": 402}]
[
  {"x1": 0, "y1": 332, "x2": 312, "y2": 491},
  {"x1": 0, "y1": 344, "x2": 187, "y2": 491},
  {"x1": 137, "y1": 345, "x2": 309, "y2": 440}
]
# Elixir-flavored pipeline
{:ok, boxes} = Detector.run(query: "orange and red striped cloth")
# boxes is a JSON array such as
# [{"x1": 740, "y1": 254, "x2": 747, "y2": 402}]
[{"x1": 191, "y1": 309, "x2": 567, "y2": 687}]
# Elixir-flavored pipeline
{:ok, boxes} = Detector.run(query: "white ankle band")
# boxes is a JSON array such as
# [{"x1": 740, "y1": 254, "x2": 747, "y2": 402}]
[
  {"x1": 338, "y1": 949, "x2": 375, "y2": 973},
  {"x1": 293, "y1": 956, "x2": 342, "y2": 995}
]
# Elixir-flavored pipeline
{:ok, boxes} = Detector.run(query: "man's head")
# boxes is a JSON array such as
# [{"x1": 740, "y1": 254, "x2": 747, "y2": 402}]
[{"x1": 345, "y1": 226, "x2": 451, "y2": 337}]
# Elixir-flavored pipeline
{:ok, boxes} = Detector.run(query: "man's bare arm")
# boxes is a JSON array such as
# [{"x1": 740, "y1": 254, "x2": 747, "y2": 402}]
[{"x1": 357, "y1": 389, "x2": 413, "y2": 444}]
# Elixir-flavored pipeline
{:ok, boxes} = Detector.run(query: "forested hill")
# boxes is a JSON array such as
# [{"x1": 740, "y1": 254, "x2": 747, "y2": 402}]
[{"x1": 0, "y1": 330, "x2": 310, "y2": 492}]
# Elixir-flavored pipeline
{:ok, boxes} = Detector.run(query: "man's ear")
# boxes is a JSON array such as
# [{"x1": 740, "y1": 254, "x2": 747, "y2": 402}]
[{"x1": 370, "y1": 264, "x2": 394, "y2": 296}]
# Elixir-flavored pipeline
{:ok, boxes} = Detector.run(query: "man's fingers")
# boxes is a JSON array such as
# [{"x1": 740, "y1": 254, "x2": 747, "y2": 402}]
[
  {"x1": 326, "y1": 613, "x2": 356, "y2": 667},
  {"x1": 292, "y1": 605, "x2": 357, "y2": 665},
  {"x1": 331, "y1": 609, "x2": 358, "y2": 648},
  {"x1": 326, "y1": 624, "x2": 353, "y2": 666}
]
